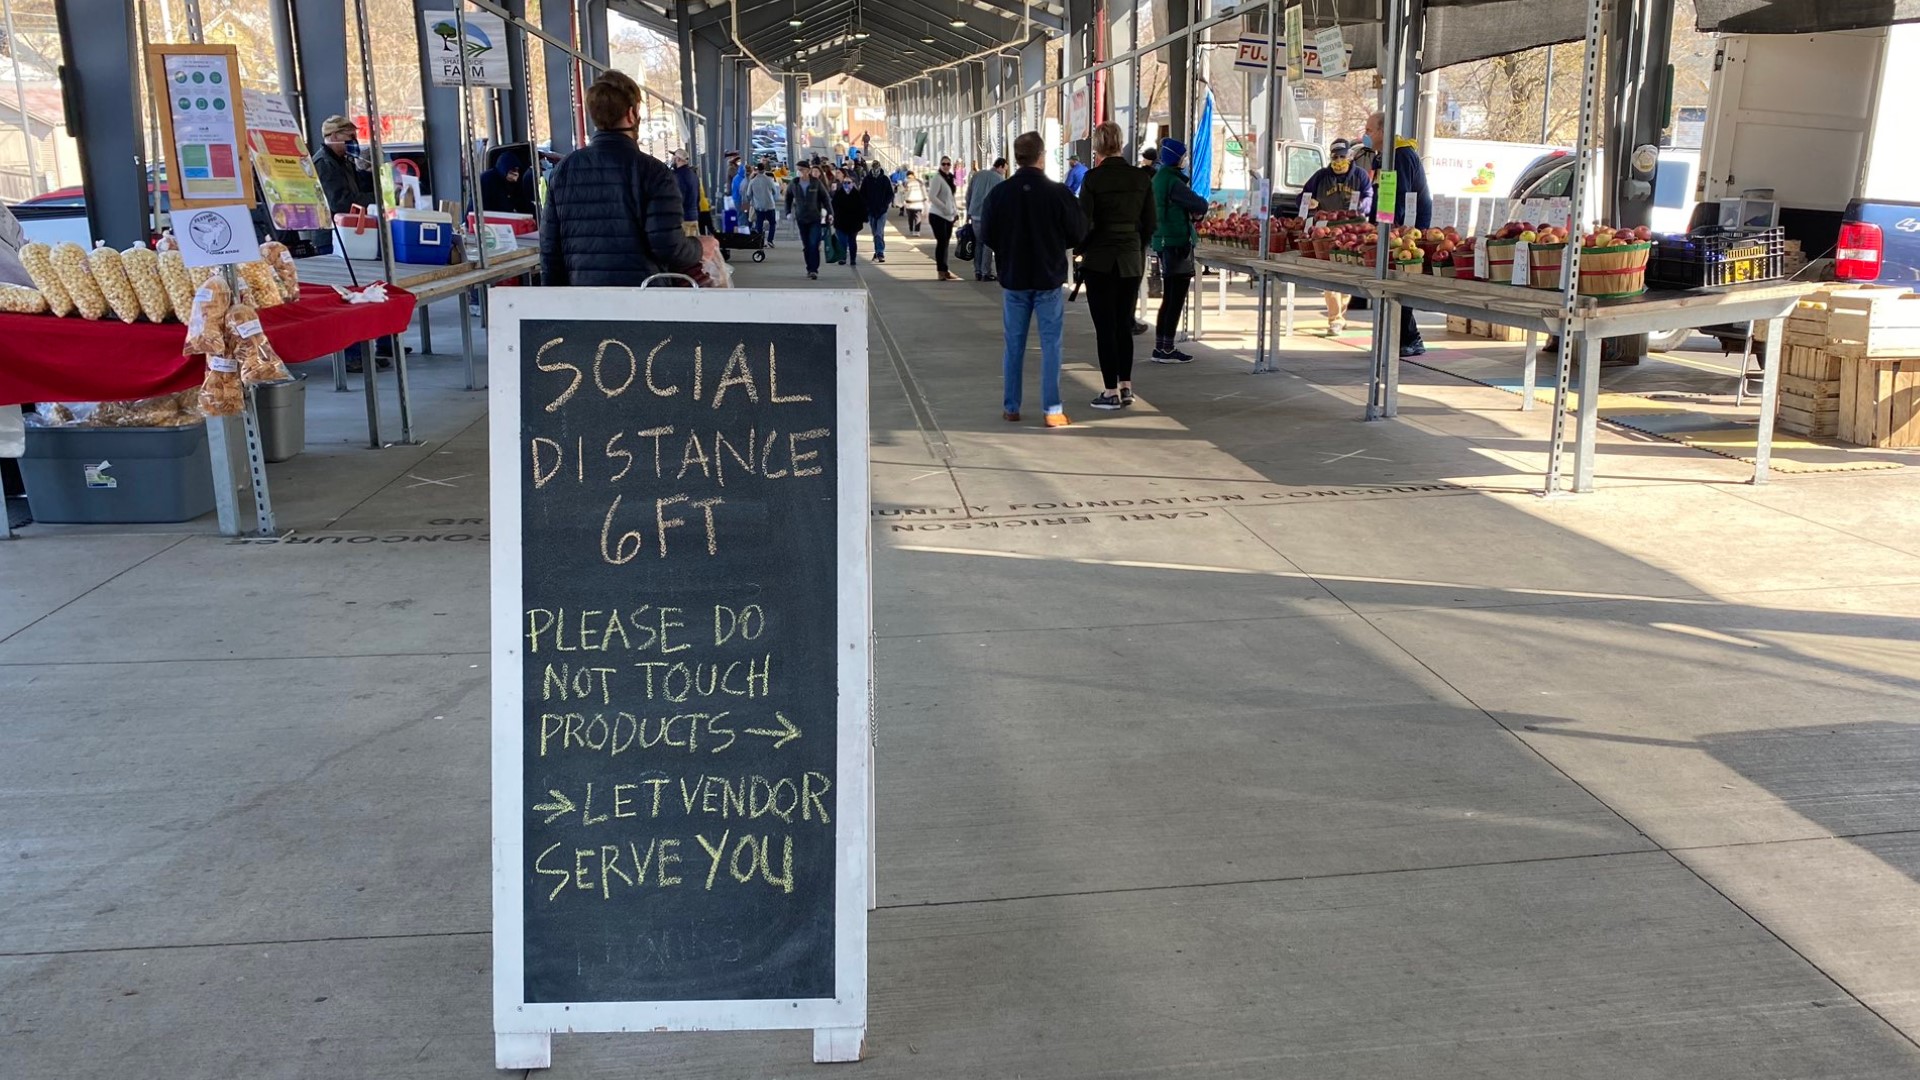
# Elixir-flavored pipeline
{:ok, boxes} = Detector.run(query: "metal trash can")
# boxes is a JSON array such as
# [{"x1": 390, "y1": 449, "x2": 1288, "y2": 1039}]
[{"x1": 254, "y1": 374, "x2": 307, "y2": 462}]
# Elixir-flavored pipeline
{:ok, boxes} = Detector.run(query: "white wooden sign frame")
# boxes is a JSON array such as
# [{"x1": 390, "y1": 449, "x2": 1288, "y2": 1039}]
[{"x1": 487, "y1": 287, "x2": 872, "y2": 1069}]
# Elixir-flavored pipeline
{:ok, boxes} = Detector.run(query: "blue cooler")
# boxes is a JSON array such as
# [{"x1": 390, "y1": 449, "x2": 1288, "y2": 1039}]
[{"x1": 391, "y1": 210, "x2": 454, "y2": 265}]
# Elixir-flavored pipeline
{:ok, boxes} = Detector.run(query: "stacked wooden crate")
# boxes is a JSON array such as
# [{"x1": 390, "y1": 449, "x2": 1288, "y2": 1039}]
[
  {"x1": 1825, "y1": 290, "x2": 1920, "y2": 448},
  {"x1": 1443, "y1": 315, "x2": 1527, "y2": 342},
  {"x1": 1775, "y1": 293, "x2": 1845, "y2": 436}
]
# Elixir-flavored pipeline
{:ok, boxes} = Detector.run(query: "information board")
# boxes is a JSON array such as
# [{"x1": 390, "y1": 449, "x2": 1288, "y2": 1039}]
[
  {"x1": 489, "y1": 288, "x2": 871, "y2": 1069},
  {"x1": 241, "y1": 90, "x2": 329, "y2": 231},
  {"x1": 145, "y1": 45, "x2": 255, "y2": 209},
  {"x1": 422, "y1": 10, "x2": 513, "y2": 88}
]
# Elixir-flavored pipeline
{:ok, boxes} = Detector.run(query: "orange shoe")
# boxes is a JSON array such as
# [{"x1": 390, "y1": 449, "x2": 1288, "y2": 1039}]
[{"x1": 1044, "y1": 412, "x2": 1071, "y2": 428}]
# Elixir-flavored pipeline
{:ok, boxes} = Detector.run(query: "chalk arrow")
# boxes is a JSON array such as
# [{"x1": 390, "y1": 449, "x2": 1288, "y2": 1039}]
[
  {"x1": 531, "y1": 789, "x2": 575, "y2": 823},
  {"x1": 743, "y1": 712, "x2": 802, "y2": 749}
]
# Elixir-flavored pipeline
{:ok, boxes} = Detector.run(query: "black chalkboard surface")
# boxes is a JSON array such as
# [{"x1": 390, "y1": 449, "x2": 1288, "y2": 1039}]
[{"x1": 514, "y1": 314, "x2": 843, "y2": 1005}]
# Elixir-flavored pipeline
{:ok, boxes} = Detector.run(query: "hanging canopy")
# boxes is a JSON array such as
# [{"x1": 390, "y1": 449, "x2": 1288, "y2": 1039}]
[{"x1": 1191, "y1": 90, "x2": 1216, "y2": 200}]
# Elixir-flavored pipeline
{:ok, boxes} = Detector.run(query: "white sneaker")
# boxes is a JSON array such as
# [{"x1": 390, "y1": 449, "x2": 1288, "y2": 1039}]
[{"x1": 1327, "y1": 318, "x2": 1345, "y2": 336}]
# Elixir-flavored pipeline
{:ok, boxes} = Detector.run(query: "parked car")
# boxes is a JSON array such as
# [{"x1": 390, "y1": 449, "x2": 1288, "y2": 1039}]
[{"x1": 1834, "y1": 197, "x2": 1920, "y2": 286}]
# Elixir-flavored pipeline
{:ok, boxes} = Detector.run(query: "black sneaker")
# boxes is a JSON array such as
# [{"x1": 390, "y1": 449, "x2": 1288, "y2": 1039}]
[
  {"x1": 1400, "y1": 341, "x2": 1427, "y2": 357},
  {"x1": 1120, "y1": 388, "x2": 1135, "y2": 407},
  {"x1": 808, "y1": 272, "x2": 818, "y2": 279},
  {"x1": 1151, "y1": 347, "x2": 1193, "y2": 364},
  {"x1": 1090, "y1": 392, "x2": 1123, "y2": 410},
  {"x1": 874, "y1": 253, "x2": 886, "y2": 263},
  {"x1": 1131, "y1": 320, "x2": 1150, "y2": 335}
]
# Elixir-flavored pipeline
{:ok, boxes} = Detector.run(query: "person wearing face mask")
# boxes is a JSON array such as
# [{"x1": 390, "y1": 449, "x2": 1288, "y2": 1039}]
[
  {"x1": 830, "y1": 169, "x2": 868, "y2": 268},
  {"x1": 541, "y1": 70, "x2": 707, "y2": 287},
  {"x1": 313, "y1": 115, "x2": 375, "y2": 222},
  {"x1": 786, "y1": 164, "x2": 831, "y2": 278},
  {"x1": 313, "y1": 115, "x2": 388, "y2": 371},
  {"x1": 1300, "y1": 138, "x2": 1373, "y2": 335},
  {"x1": 1362, "y1": 111, "x2": 1433, "y2": 356}
]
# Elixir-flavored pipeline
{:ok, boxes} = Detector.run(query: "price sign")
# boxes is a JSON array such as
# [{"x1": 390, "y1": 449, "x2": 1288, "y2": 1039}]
[
  {"x1": 1374, "y1": 170, "x2": 1397, "y2": 224},
  {"x1": 1511, "y1": 240, "x2": 1531, "y2": 286}
]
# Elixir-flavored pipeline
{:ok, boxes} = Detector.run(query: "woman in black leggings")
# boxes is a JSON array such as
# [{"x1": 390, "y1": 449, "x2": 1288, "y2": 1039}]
[
  {"x1": 1076, "y1": 122, "x2": 1157, "y2": 408},
  {"x1": 926, "y1": 158, "x2": 960, "y2": 282}
]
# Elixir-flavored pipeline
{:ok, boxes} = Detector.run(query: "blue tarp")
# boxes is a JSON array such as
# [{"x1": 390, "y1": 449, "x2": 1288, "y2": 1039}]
[{"x1": 1191, "y1": 91, "x2": 1215, "y2": 200}]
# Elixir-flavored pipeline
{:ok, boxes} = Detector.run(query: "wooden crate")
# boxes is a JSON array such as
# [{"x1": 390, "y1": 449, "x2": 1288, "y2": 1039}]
[
  {"x1": 1777, "y1": 402, "x2": 1840, "y2": 437},
  {"x1": 1782, "y1": 285, "x2": 1908, "y2": 348},
  {"x1": 1782, "y1": 344, "x2": 1842, "y2": 382},
  {"x1": 1837, "y1": 357, "x2": 1920, "y2": 448},
  {"x1": 1445, "y1": 314, "x2": 1471, "y2": 335},
  {"x1": 1827, "y1": 291, "x2": 1920, "y2": 359}
]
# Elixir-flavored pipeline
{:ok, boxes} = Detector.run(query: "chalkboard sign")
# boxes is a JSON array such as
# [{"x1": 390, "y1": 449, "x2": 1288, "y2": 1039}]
[{"x1": 489, "y1": 288, "x2": 871, "y2": 1068}]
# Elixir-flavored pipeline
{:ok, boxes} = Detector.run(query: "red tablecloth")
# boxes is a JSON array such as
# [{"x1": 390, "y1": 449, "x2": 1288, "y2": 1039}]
[{"x1": 0, "y1": 283, "x2": 418, "y2": 406}]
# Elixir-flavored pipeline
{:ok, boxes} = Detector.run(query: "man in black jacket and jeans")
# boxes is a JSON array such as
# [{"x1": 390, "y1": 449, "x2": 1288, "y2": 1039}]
[
  {"x1": 985, "y1": 131, "x2": 1089, "y2": 428},
  {"x1": 542, "y1": 71, "x2": 703, "y2": 286}
]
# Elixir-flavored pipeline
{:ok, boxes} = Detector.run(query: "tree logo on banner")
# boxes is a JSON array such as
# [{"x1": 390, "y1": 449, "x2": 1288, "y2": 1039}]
[{"x1": 431, "y1": 18, "x2": 495, "y2": 58}]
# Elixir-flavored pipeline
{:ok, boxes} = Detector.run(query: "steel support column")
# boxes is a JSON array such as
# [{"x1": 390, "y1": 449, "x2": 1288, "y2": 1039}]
[
  {"x1": 581, "y1": 0, "x2": 610, "y2": 67},
  {"x1": 52, "y1": 0, "x2": 145, "y2": 246},
  {"x1": 543, "y1": 0, "x2": 579, "y2": 151},
  {"x1": 291, "y1": 0, "x2": 351, "y2": 143},
  {"x1": 1020, "y1": 35, "x2": 1045, "y2": 135},
  {"x1": 501, "y1": 0, "x2": 530, "y2": 143},
  {"x1": 786, "y1": 76, "x2": 802, "y2": 166},
  {"x1": 1166, "y1": 0, "x2": 1190, "y2": 144},
  {"x1": 694, "y1": 33, "x2": 723, "y2": 193},
  {"x1": 415, "y1": 0, "x2": 464, "y2": 209}
]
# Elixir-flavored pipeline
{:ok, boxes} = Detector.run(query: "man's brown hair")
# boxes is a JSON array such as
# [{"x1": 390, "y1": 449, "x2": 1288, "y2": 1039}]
[
  {"x1": 586, "y1": 70, "x2": 640, "y2": 133},
  {"x1": 1013, "y1": 130, "x2": 1044, "y2": 167}
]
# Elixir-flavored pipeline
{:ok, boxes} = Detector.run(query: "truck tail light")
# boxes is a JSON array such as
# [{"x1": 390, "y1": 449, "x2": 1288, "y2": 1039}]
[{"x1": 1835, "y1": 221, "x2": 1883, "y2": 281}]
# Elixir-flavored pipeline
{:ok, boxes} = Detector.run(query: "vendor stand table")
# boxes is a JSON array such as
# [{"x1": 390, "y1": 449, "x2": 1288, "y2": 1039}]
[
  {"x1": 0, "y1": 283, "x2": 418, "y2": 536},
  {"x1": 1199, "y1": 245, "x2": 1812, "y2": 493},
  {"x1": 296, "y1": 240, "x2": 540, "y2": 410}
]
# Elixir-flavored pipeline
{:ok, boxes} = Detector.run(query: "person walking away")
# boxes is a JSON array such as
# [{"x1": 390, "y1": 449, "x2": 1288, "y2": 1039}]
[
  {"x1": 830, "y1": 170, "x2": 867, "y2": 268},
  {"x1": 861, "y1": 131, "x2": 872, "y2": 159},
  {"x1": 1149, "y1": 137, "x2": 1208, "y2": 363},
  {"x1": 1076, "y1": 122, "x2": 1156, "y2": 410},
  {"x1": 671, "y1": 150, "x2": 700, "y2": 238},
  {"x1": 927, "y1": 159, "x2": 960, "y2": 282},
  {"x1": 786, "y1": 164, "x2": 830, "y2": 278},
  {"x1": 901, "y1": 172, "x2": 928, "y2": 236},
  {"x1": 480, "y1": 150, "x2": 535, "y2": 215},
  {"x1": 541, "y1": 70, "x2": 706, "y2": 287},
  {"x1": 1065, "y1": 155, "x2": 1089, "y2": 195},
  {"x1": 966, "y1": 156, "x2": 1006, "y2": 280},
  {"x1": 861, "y1": 163, "x2": 894, "y2": 262},
  {"x1": 1299, "y1": 138, "x2": 1372, "y2": 335},
  {"x1": 1364, "y1": 111, "x2": 1433, "y2": 356},
  {"x1": 985, "y1": 131, "x2": 1089, "y2": 428},
  {"x1": 746, "y1": 165, "x2": 780, "y2": 248},
  {"x1": 312, "y1": 114, "x2": 388, "y2": 372}
]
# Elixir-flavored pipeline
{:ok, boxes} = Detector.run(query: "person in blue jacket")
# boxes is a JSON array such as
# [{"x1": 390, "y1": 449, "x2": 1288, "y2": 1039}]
[
  {"x1": 671, "y1": 149, "x2": 699, "y2": 237},
  {"x1": 1065, "y1": 155, "x2": 1089, "y2": 194},
  {"x1": 1364, "y1": 111, "x2": 1434, "y2": 356}
]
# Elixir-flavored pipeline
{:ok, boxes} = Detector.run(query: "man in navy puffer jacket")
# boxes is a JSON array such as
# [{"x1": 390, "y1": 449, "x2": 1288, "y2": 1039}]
[{"x1": 541, "y1": 70, "x2": 701, "y2": 286}]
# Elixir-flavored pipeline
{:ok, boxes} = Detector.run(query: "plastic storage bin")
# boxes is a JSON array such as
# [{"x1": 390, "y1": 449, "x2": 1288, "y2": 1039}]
[
  {"x1": 392, "y1": 209, "x2": 454, "y2": 265},
  {"x1": 20, "y1": 423, "x2": 215, "y2": 524},
  {"x1": 1648, "y1": 226, "x2": 1785, "y2": 289},
  {"x1": 254, "y1": 374, "x2": 307, "y2": 462}
]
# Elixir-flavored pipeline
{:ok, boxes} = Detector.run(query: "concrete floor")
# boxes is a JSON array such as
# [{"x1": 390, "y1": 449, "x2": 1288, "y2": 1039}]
[{"x1": 4, "y1": 218, "x2": 1920, "y2": 1078}]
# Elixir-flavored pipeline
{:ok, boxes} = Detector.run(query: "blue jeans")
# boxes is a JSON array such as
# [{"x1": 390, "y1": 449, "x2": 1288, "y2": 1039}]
[
  {"x1": 867, "y1": 213, "x2": 887, "y2": 256},
  {"x1": 837, "y1": 228, "x2": 860, "y2": 264},
  {"x1": 755, "y1": 209, "x2": 776, "y2": 244},
  {"x1": 799, "y1": 222, "x2": 823, "y2": 273},
  {"x1": 1001, "y1": 287, "x2": 1065, "y2": 415}
]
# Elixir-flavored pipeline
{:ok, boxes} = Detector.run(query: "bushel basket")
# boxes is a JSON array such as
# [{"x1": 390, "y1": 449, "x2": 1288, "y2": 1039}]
[
  {"x1": 1576, "y1": 240, "x2": 1653, "y2": 299},
  {"x1": 1527, "y1": 243, "x2": 1567, "y2": 290}
]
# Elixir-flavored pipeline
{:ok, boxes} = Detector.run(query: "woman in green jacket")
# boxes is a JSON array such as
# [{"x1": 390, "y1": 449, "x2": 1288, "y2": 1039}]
[{"x1": 1150, "y1": 137, "x2": 1209, "y2": 363}]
